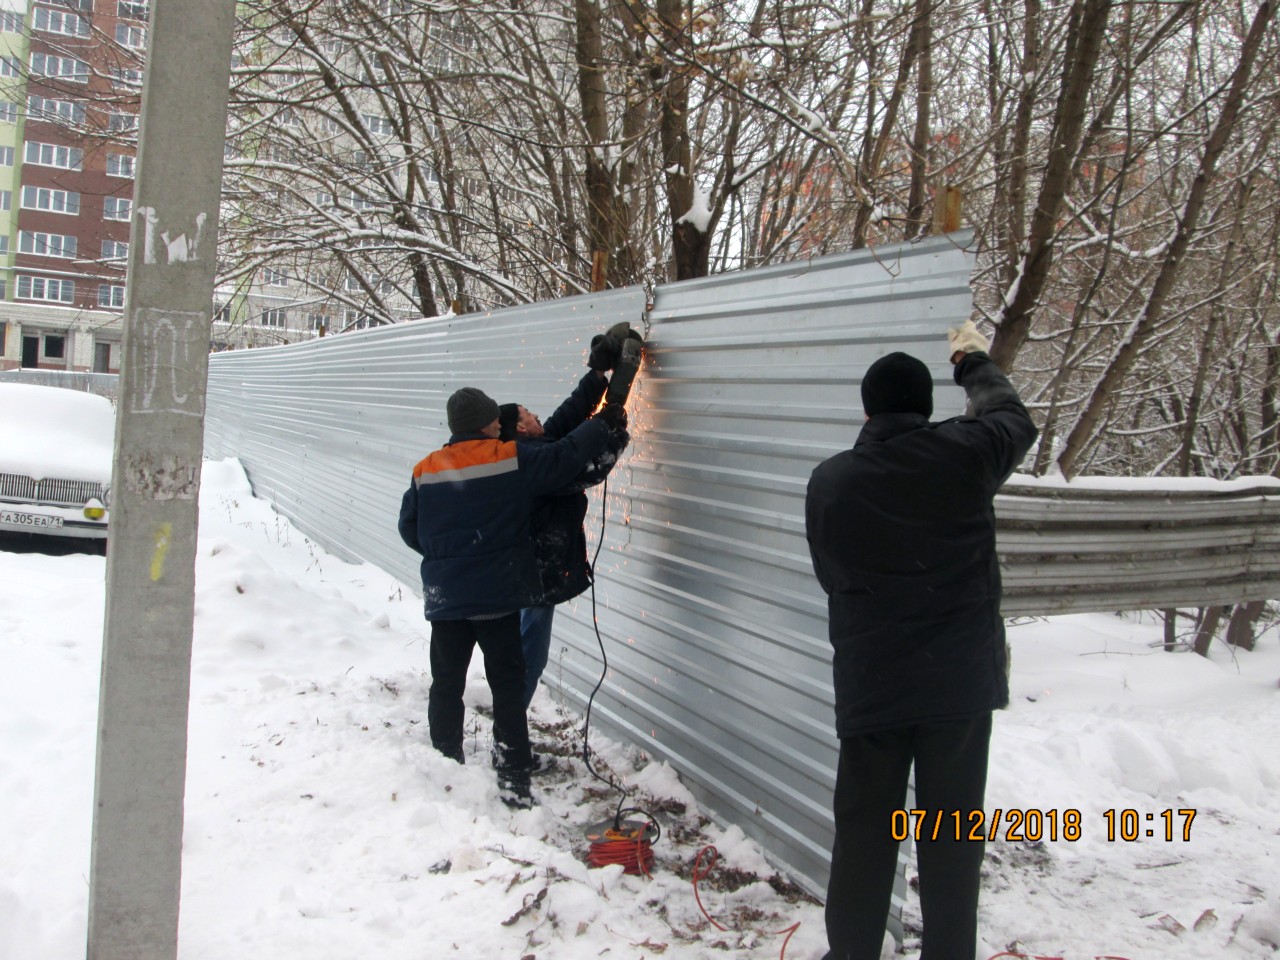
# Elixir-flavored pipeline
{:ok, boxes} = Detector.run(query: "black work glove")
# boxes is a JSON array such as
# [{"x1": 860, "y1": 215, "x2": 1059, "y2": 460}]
[
  {"x1": 588, "y1": 333, "x2": 621, "y2": 372},
  {"x1": 593, "y1": 403, "x2": 628, "y2": 432},
  {"x1": 587, "y1": 321, "x2": 641, "y2": 371},
  {"x1": 608, "y1": 427, "x2": 631, "y2": 454}
]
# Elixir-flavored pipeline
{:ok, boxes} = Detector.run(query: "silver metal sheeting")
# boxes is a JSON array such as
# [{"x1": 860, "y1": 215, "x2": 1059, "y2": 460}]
[
  {"x1": 204, "y1": 232, "x2": 1280, "y2": 915},
  {"x1": 204, "y1": 236, "x2": 978, "y2": 918},
  {"x1": 997, "y1": 477, "x2": 1280, "y2": 615}
]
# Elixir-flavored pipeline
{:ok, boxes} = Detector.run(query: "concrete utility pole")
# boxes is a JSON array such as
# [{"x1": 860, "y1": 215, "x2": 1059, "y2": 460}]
[{"x1": 87, "y1": 2, "x2": 237, "y2": 958}]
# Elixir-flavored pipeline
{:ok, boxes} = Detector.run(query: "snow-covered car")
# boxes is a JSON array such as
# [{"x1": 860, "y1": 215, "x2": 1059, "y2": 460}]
[{"x1": 0, "y1": 382, "x2": 115, "y2": 540}]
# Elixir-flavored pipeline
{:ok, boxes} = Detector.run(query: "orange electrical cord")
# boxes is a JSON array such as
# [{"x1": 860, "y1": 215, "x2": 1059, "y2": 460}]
[
  {"x1": 691, "y1": 845, "x2": 802, "y2": 960},
  {"x1": 586, "y1": 823, "x2": 656, "y2": 876}
]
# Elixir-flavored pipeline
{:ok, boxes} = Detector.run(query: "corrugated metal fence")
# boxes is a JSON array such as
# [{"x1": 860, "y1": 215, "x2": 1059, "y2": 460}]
[
  {"x1": 203, "y1": 233, "x2": 1280, "y2": 922},
  {"x1": 998, "y1": 475, "x2": 1280, "y2": 615}
]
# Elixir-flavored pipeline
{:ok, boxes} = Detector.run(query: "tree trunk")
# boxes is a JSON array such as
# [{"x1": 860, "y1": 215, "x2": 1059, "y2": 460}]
[
  {"x1": 1056, "y1": 1, "x2": 1275, "y2": 478},
  {"x1": 655, "y1": 0, "x2": 706, "y2": 280},
  {"x1": 1192, "y1": 605, "x2": 1227, "y2": 657},
  {"x1": 576, "y1": 0, "x2": 615, "y2": 291},
  {"x1": 904, "y1": 0, "x2": 933, "y2": 239},
  {"x1": 1003, "y1": 0, "x2": 1039, "y2": 287},
  {"x1": 1176, "y1": 163, "x2": 1264, "y2": 475},
  {"x1": 1263, "y1": 321, "x2": 1280, "y2": 474},
  {"x1": 1225, "y1": 601, "x2": 1265, "y2": 651},
  {"x1": 988, "y1": 0, "x2": 1112, "y2": 369},
  {"x1": 851, "y1": 0, "x2": 929, "y2": 248},
  {"x1": 1162, "y1": 608, "x2": 1179, "y2": 652}
]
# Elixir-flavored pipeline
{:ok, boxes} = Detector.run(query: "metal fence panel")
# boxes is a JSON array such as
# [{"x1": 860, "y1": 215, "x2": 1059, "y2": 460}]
[
  {"x1": 205, "y1": 290, "x2": 647, "y2": 591},
  {"x1": 205, "y1": 237, "x2": 974, "y2": 924},
  {"x1": 997, "y1": 476, "x2": 1280, "y2": 614},
  {"x1": 541, "y1": 239, "x2": 977, "y2": 924}
]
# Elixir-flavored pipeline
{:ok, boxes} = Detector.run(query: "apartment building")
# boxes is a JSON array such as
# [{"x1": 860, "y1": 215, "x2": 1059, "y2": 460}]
[
  {"x1": 0, "y1": 0, "x2": 427, "y2": 369},
  {"x1": 0, "y1": 0, "x2": 144, "y2": 372}
]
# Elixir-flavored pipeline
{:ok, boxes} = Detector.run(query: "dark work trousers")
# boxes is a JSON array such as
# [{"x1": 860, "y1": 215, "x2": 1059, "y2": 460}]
[
  {"x1": 427, "y1": 615, "x2": 533, "y2": 774},
  {"x1": 824, "y1": 713, "x2": 992, "y2": 960}
]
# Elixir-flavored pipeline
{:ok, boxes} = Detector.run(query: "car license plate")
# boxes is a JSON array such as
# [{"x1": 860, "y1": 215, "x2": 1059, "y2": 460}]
[{"x1": 1, "y1": 510, "x2": 64, "y2": 529}]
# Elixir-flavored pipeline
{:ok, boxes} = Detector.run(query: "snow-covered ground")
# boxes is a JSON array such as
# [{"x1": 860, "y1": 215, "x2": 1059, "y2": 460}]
[{"x1": 2, "y1": 458, "x2": 1278, "y2": 960}]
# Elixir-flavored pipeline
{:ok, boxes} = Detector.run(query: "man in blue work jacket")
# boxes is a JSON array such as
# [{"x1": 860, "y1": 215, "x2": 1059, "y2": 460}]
[{"x1": 398, "y1": 384, "x2": 625, "y2": 808}]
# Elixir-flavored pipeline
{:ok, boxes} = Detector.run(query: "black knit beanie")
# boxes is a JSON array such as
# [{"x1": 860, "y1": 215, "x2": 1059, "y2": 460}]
[
  {"x1": 446, "y1": 387, "x2": 499, "y2": 435},
  {"x1": 861, "y1": 352, "x2": 933, "y2": 418},
  {"x1": 497, "y1": 403, "x2": 520, "y2": 441}
]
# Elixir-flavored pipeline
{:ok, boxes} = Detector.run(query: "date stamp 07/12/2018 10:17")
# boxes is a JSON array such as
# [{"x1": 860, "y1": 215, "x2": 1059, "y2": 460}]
[{"x1": 890, "y1": 807, "x2": 1198, "y2": 844}]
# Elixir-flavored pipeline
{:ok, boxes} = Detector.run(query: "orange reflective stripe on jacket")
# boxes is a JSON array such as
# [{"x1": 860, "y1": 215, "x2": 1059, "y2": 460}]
[{"x1": 412, "y1": 439, "x2": 519, "y2": 486}]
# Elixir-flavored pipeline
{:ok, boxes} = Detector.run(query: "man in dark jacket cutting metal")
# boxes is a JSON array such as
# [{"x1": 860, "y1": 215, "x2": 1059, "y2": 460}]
[
  {"x1": 498, "y1": 329, "x2": 634, "y2": 715},
  {"x1": 498, "y1": 376, "x2": 629, "y2": 713},
  {"x1": 398, "y1": 380, "x2": 625, "y2": 809},
  {"x1": 805, "y1": 320, "x2": 1037, "y2": 960}
]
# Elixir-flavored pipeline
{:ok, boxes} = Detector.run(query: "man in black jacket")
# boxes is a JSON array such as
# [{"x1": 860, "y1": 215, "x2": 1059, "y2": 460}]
[
  {"x1": 499, "y1": 370, "x2": 630, "y2": 713},
  {"x1": 805, "y1": 321, "x2": 1037, "y2": 960}
]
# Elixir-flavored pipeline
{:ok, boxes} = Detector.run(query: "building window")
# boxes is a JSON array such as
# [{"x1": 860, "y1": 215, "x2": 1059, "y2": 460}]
[
  {"x1": 0, "y1": 11, "x2": 21, "y2": 32},
  {"x1": 308, "y1": 314, "x2": 331, "y2": 332},
  {"x1": 108, "y1": 66, "x2": 144, "y2": 87},
  {"x1": 0, "y1": 191, "x2": 9, "y2": 211},
  {"x1": 0, "y1": 146, "x2": 11, "y2": 166},
  {"x1": 213, "y1": 303, "x2": 231, "y2": 323},
  {"x1": 361, "y1": 113, "x2": 394, "y2": 136},
  {"x1": 44, "y1": 334, "x2": 66, "y2": 358},
  {"x1": 103, "y1": 196, "x2": 132, "y2": 221},
  {"x1": 18, "y1": 276, "x2": 75, "y2": 304},
  {"x1": 20, "y1": 231, "x2": 78, "y2": 258},
  {"x1": 262, "y1": 268, "x2": 289, "y2": 286},
  {"x1": 107, "y1": 112, "x2": 138, "y2": 135},
  {"x1": 345, "y1": 192, "x2": 375, "y2": 211},
  {"x1": 0, "y1": 236, "x2": 8, "y2": 255},
  {"x1": 28, "y1": 96, "x2": 87, "y2": 125},
  {"x1": 0, "y1": 56, "x2": 19, "y2": 78},
  {"x1": 118, "y1": 0, "x2": 149, "y2": 20},
  {"x1": 106, "y1": 153, "x2": 136, "y2": 178},
  {"x1": 260, "y1": 309, "x2": 286, "y2": 327},
  {"x1": 98, "y1": 284, "x2": 126, "y2": 308},
  {"x1": 115, "y1": 23, "x2": 146, "y2": 48},
  {"x1": 25, "y1": 141, "x2": 84, "y2": 170},
  {"x1": 102, "y1": 239, "x2": 129, "y2": 261},
  {"x1": 0, "y1": 102, "x2": 14, "y2": 124},
  {"x1": 344, "y1": 310, "x2": 374, "y2": 330},
  {"x1": 30, "y1": 53, "x2": 90, "y2": 83},
  {"x1": 21, "y1": 186, "x2": 81, "y2": 215},
  {"x1": 34, "y1": 6, "x2": 92, "y2": 37}
]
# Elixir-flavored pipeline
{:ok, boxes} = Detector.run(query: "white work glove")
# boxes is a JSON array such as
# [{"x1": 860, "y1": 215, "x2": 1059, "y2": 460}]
[{"x1": 947, "y1": 319, "x2": 989, "y2": 363}]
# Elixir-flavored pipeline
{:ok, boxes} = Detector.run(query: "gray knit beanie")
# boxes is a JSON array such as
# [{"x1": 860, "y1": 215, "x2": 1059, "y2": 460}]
[{"x1": 447, "y1": 387, "x2": 500, "y2": 435}]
